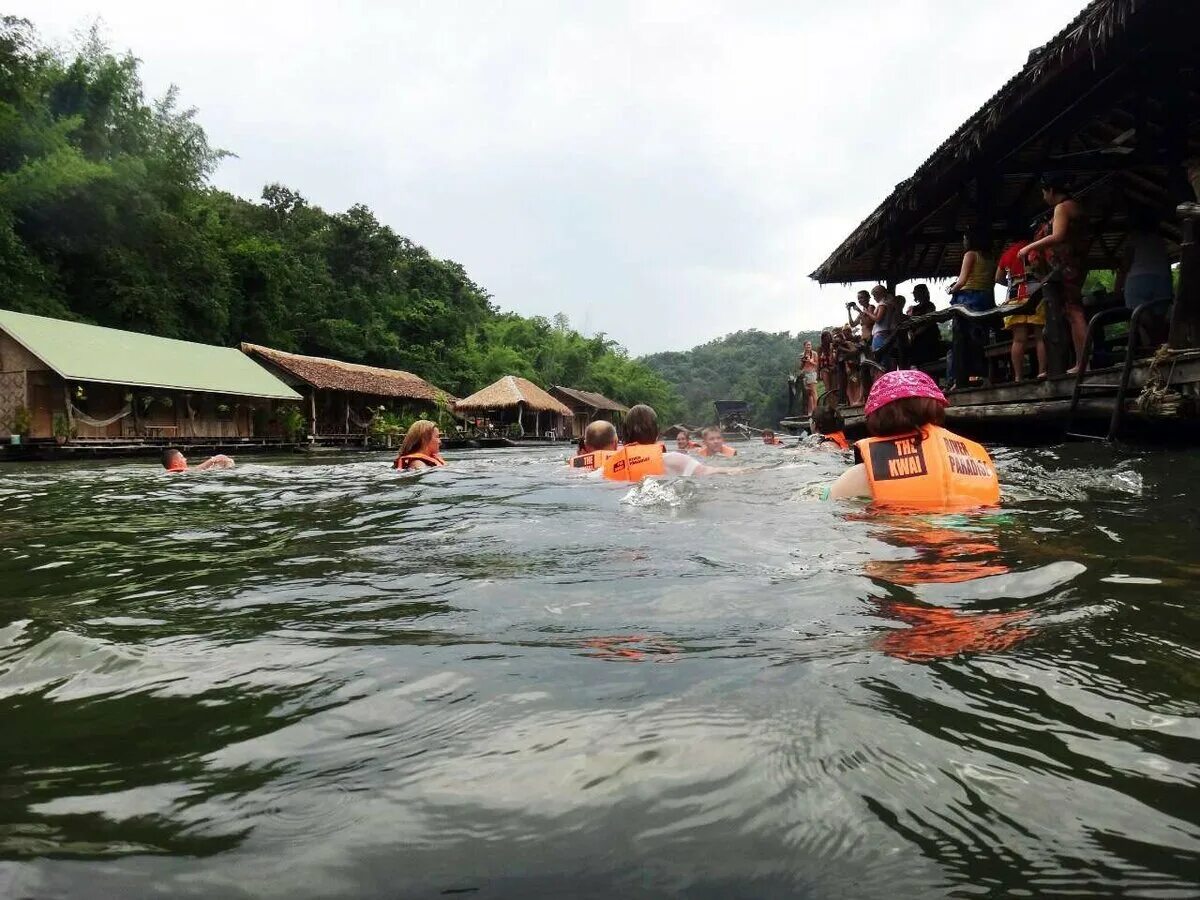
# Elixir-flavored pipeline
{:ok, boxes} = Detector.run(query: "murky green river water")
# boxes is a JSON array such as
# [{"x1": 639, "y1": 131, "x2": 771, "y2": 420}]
[{"x1": 0, "y1": 443, "x2": 1197, "y2": 898}]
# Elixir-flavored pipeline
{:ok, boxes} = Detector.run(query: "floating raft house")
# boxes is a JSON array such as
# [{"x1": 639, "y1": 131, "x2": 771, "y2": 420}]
[
  {"x1": 0, "y1": 309, "x2": 300, "y2": 445},
  {"x1": 241, "y1": 343, "x2": 454, "y2": 443},
  {"x1": 801, "y1": 0, "x2": 1200, "y2": 441},
  {"x1": 454, "y1": 375, "x2": 571, "y2": 438}
]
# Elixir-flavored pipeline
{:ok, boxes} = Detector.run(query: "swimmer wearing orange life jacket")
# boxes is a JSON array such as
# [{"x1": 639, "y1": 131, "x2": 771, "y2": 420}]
[
  {"x1": 827, "y1": 370, "x2": 999, "y2": 511},
  {"x1": 393, "y1": 420, "x2": 446, "y2": 470},
  {"x1": 599, "y1": 405, "x2": 730, "y2": 482},
  {"x1": 761, "y1": 429, "x2": 785, "y2": 446},
  {"x1": 568, "y1": 420, "x2": 619, "y2": 472},
  {"x1": 675, "y1": 430, "x2": 701, "y2": 452},
  {"x1": 697, "y1": 427, "x2": 737, "y2": 457},
  {"x1": 812, "y1": 405, "x2": 850, "y2": 451},
  {"x1": 161, "y1": 448, "x2": 235, "y2": 472}
]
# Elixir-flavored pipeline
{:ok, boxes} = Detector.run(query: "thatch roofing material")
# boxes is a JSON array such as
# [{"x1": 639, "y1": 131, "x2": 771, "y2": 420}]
[
  {"x1": 454, "y1": 375, "x2": 572, "y2": 415},
  {"x1": 550, "y1": 385, "x2": 629, "y2": 414},
  {"x1": 241, "y1": 343, "x2": 451, "y2": 402},
  {"x1": 810, "y1": 0, "x2": 1183, "y2": 284}
]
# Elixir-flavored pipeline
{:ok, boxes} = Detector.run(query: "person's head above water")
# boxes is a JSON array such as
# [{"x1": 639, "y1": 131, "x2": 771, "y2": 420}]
[
  {"x1": 811, "y1": 404, "x2": 845, "y2": 436},
  {"x1": 623, "y1": 405, "x2": 660, "y2": 445},
  {"x1": 162, "y1": 448, "x2": 187, "y2": 471},
  {"x1": 864, "y1": 370, "x2": 948, "y2": 437},
  {"x1": 398, "y1": 419, "x2": 440, "y2": 457},
  {"x1": 675, "y1": 430, "x2": 692, "y2": 450},
  {"x1": 701, "y1": 426, "x2": 724, "y2": 453},
  {"x1": 762, "y1": 429, "x2": 779, "y2": 444},
  {"x1": 583, "y1": 419, "x2": 618, "y2": 452}
]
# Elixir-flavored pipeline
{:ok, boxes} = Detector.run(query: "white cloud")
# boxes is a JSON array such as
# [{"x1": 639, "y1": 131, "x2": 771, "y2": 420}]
[{"x1": 16, "y1": 0, "x2": 1089, "y2": 353}]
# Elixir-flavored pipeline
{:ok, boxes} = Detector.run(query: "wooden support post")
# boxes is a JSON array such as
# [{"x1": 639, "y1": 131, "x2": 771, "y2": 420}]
[
  {"x1": 1042, "y1": 274, "x2": 1069, "y2": 376},
  {"x1": 62, "y1": 382, "x2": 74, "y2": 435},
  {"x1": 309, "y1": 389, "x2": 317, "y2": 438},
  {"x1": 344, "y1": 394, "x2": 349, "y2": 436},
  {"x1": 1169, "y1": 208, "x2": 1200, "y2": 349},
  {"x1": 535, "y1": 409, "x2": 540, "y2": 438}
]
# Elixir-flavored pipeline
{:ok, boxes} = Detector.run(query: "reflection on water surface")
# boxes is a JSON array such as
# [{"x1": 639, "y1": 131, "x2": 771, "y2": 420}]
[{"x1": 0, "y1": 443, "x2": 1196, "y2": 898}]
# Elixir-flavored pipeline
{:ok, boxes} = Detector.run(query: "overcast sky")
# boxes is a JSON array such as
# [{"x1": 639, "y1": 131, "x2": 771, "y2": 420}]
[{"x1": 16, "y1": 0, "x2": 1088, "y2": 355}]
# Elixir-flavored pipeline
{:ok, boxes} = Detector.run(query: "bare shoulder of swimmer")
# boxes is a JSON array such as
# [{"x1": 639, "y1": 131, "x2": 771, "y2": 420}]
[
  {"x1": 196, "y1": 454, "x2": 235, "y2": 471},
  {"x1": 828, "y1": 463, "x2": 871, "y2": 499}
]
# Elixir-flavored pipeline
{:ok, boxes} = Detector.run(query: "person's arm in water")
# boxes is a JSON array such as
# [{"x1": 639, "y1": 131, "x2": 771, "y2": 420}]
[
  {"x1": 195, "y1": 454, "x2": 235, "y2": 471},
  {"x1": 827, "y1": 463, "x2": 870, "y2": 500},
  {"x1": 662, "y1": 452, "x2": 743, "y2": 477}
]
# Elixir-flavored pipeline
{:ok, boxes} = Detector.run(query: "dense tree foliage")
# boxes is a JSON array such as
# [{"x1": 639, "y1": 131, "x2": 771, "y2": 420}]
[
  {"x1": 0, "y1": 19, "x2": 679, "y2": 418},
  {"x1": 643, "y1": 329, "x2": 821, "y2": 428}
]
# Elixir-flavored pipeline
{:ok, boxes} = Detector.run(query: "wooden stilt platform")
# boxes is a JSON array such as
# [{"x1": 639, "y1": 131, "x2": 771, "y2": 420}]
[{"x1": 782, "y1": 350, "x2": 1200, "y2": 442}]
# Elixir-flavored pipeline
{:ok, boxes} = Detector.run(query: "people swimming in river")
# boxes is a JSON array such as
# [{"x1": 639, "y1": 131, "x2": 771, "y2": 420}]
[
  {"x1": 161, "y1": 448, "x2": 234, "y2": 472},
  {"x1": 675, "y1": 430, "x2": 701, "y2": 452},
  {"x1": 697, "y1": 427, "x2": 737, "y2": 458},
  {"x1": 393, "y1": 420, "x2": 446, "y2": 470},
  {"x1": 827, "y1": 370, "x2": 999, "y2": 510},
  {"x1": 569, "y1": 420, "x2": 620, "y2": 471},
  {"x1": 761, "y1": 429, "x2": 785, "y2": 446},
  {"x1": 811, "y1": 404, "x2": 849, "y2": 451},
  {"x1": 600, "y1": 405, "x2": 728, "y2": 481}
]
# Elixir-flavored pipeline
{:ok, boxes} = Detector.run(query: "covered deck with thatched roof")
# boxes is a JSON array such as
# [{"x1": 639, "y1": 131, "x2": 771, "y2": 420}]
[
  {"x1": 810, "y1": 0, "x2": 1198, "y2": 289},
  {"x1": 453, "y1": 375, "x2": 571, "y2": 439},
  {"x1": 241, "y1": 343, "x2": 453, "y2": 443},
  {"x1": 803, "y1": 0, "x2": 1200, "y2": 440},
  {"x1": 549, "y1": 386, "x2": 628, "y2": 439}
]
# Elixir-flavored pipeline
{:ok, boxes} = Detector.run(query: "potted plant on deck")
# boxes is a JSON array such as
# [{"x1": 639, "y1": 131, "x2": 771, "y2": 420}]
[
  {"x1": 52, "y1": 412, "x2": 75, "y2": 446},
  {"x1": 7, "y1": 405, "x2": 31, "y2": 445}
]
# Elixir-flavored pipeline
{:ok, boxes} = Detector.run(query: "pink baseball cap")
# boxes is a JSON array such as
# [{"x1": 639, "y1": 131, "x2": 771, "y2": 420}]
[{"x1": 864, "y1": 369, "x2": 948, "y2": 416}]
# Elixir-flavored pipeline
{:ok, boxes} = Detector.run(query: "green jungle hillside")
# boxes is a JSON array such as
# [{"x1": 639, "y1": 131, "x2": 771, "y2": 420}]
[{"x1": 643, "y1": 329, "x2": 822, "y2": 429}]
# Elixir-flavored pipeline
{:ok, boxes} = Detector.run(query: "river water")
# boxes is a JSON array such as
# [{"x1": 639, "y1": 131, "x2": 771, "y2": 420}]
[{"x1": 0, "y1": 442, "x2": 1196, "y2": 898}]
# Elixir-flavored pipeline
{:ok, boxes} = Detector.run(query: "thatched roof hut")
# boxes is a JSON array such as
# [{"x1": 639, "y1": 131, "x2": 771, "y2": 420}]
[
  {"x1": 241, "y1": 343, "x2": 453, "y2": 440},
  {"x1": 454, "y1": 375, "x2": 571, "y2": 437},
  {"x1": 549, "y1": 385, "x2": 629, "y2": 439},
  {"x1": 810, "y1": 0, "x2": 1196, "y2": 285}
]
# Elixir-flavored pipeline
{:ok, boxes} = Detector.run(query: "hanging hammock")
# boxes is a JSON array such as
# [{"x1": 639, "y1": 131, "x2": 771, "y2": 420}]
[
  {"x1": 69, "y1": 401, "x2": 132, "y2": 429},
  {"x1": 348, "y1": 407, "x2": 375, "y2": 430}
]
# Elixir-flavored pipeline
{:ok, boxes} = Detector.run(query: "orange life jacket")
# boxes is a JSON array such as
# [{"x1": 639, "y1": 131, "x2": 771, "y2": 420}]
[
  {"x1": 568, "y1": 449, "x2": 616, "y2": 472},
  {"x1": 601, "y1": 442, "x2": 667, "y2": 482},
  {"x1": 763, "y1": 438, "x2": 785, "y2": 446},
  {"x1": 821, "y1": 431, "x2": 849, "y2": 450},
  {"x1": 394, "y1": 452, "x2": 446, "y2": 470},
  {"x1": 698, "y1": 444, "x2": 736, "y2": 457},
  {"x1": 854, "y1": 425, "x2": 999, "y2": 511}
]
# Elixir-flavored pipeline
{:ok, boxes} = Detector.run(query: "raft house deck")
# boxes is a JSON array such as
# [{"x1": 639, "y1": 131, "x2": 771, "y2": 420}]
[{"x1": 798, "y1": 0, "x2": 1200, "y2": 443}]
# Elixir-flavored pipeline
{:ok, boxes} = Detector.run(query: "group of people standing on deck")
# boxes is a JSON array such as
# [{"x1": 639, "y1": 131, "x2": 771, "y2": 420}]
[{"x1": 795, "y1": 172, "x2": 1176, "y2": 413}]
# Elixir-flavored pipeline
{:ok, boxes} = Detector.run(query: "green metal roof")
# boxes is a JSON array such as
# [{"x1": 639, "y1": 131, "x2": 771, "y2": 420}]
[{"x1": 0, "y1": 309, "x2": 302, "y2": 400}]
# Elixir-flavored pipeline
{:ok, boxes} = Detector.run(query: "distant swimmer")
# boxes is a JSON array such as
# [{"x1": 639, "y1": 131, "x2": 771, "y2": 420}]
[
  {"x1": 161, "y1": 448, "x2": 234, "y2": 472},
  {"x1": 569, "y1": 420, "x2": 619, "y2": 472},
  {"x1": 761, "y1": 429, "x2": 785, "y2": 446},
  {"x1": 675, "y1": 430, "x2": 701, "y2": 452},
  {"x1": 826, "y1": 370, "x2": 999, "y2": 511},
  {"x1": 697, "y1": 427, "x2": 737, "y2": 458},
  {"x1": 393, "y1": 420, "x2": 446, "y2": 470},
  {"x1": 811, "y1": 405, "x2": 849, "y2": 451},
  {"x1": 600, "y1": 405, "x2": 731, "y2": 482}
]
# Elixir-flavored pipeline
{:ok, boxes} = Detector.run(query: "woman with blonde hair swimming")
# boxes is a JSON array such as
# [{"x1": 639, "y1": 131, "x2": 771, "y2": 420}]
[{"x1": 393, "y1": 419, "x2": 446, "y2": 470}]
